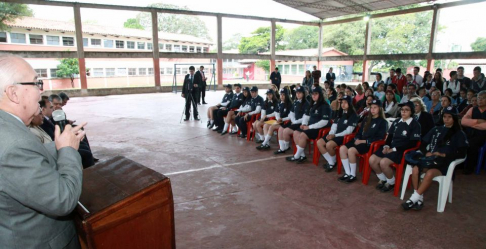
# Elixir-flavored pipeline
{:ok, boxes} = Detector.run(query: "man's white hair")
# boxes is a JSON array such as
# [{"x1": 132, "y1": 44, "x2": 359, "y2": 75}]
[{"x1": 0, "y1": 54, "x2": 29, "y2": 100}]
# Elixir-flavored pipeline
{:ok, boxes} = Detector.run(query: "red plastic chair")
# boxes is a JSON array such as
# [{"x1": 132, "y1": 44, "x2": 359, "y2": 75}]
[
  {"x1": 359, "y1": 140, "x2": 386, "y2": 185},
  {"x1": 246, "y1": 114, "x2": 261, "y2": 141},
  {"x1": 251, "y1": 116, "x2": 276, "y2": 141},
  {"x1": 311, "y1": 128, "x2": 332, "y2": 166},
  {"x1": 336, "y1": 133, "x2": 358, "y2": 174},
  {"x1": 225, "y1": 108, "x2": 239, "y2": 132},
  {"x1": 390, "y1": 141, "x2": 421, "y2": 197}
]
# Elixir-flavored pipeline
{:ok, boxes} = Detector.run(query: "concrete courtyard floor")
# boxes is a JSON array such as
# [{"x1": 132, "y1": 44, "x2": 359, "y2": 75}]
[{"x1": 64, "y1": 90, "x2": 486, "y2": 249}]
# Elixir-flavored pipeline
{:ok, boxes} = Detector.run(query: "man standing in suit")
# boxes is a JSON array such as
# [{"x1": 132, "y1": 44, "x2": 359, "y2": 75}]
[
  {"x1": 312, "y1": 65, "x2": 321, "y2": 84},
  {"x1": 269, "y1": 67, "x2": 281, "y2": 90},
  {"x1": 0, "y1": 55, "x2": 86, "y2": 248},
  {"x1": 195, "y1": 66, "x2": 208, "y2": 104},
  {"x1": 326, "y1": 67, "x2": 336, "y2": 85},
  {"x1": 182, "y1": 66, "x2": 201, "y2": 121}
]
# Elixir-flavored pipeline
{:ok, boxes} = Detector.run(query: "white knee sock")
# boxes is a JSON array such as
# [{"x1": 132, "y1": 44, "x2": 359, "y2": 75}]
[
  {"x1": 323, "y1": 153, "x2": 334, "y2": 165},
  {"x1": 294, "y1": 145, "x2": 304, "y2": 158},
  {"x1": 263, "y1": 135, "x2": 272, "y2": 145},
  {"x1": 410, "y1": 191, "x2": 422, "y2": 203},
  {"x1": 284, "y1": 141, "x2": 290, "y2": 150},
  {"x1": 232, "y1": 126, "x2": 238, "y2": 132},
  {"x1": 279, "y1": 140, "x2": 285, "y2": 150},
  {"x1": 350, "y1": 163, "x2": 357, "y2": 177},
  {"x1": 331, "y1": 155, "x2": 336, "y2": 165},
  {"x1": 341, "y1": 158, "x2": 350, "y2": 175},
  {"x1": 222, "y1": 123, "x2": 229, "y2": 132},
  {"x1": 376, "y1": 173, "x2": 387, "y2": 181},
  {"x1": 258, "y1": 133, "x2": 264, "y2": 140},
  {"x1": 386, "y1": 176, "x2": 395, "y2": 185}
]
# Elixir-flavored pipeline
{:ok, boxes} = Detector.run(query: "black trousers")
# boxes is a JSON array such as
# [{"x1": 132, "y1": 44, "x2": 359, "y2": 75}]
[
  {"x1": 79, "y1": 140, "x2": 94, "y2": 168},
  {"x1": 215, "y1": 109, "x2": 230, "y2": 129},
  {"x1": 200, "y1": 84, "x2": 206, "y2": 103},
  {"x1": 185, "y1": 92, "x2": 198, "y2": 119},
  {"x1": 235, "y1": 115, "x2": 250, "y2": 136},
  {"x1": 466, "y1": 134, "x2": 486, "y2": 172}
]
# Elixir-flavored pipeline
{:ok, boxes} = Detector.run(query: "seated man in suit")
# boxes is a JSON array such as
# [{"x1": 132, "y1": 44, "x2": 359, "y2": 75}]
[
  {"x1": 0, "y1": 55, "x2": 86, "y2": 248},
  {"x1": 30, "y1": 100, "x2": 54, "y2": 144}
]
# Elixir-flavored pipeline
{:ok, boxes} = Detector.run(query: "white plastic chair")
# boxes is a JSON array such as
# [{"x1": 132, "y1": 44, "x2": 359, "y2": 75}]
[{"x1": 400, "y1": 157, "x2": 466, "y2": 212}]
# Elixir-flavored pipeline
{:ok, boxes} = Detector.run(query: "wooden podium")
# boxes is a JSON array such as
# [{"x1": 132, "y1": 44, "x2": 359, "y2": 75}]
[{"x1": 74, "y1": 156, "x2": 176, "y2": 249}]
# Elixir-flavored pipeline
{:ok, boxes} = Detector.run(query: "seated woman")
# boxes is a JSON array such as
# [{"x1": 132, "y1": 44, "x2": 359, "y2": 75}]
[
  {"x1": 222, "y1": 87, "x2": 252, "y2": 135},
  {"x1": 369, "y1": 101, "x2": 421, "y2": 193},
  {"x1": 435, "y1": 95, "x2": 452, "y2": 126},
  {"x1": 257, "y1": 88, "x2": 292, "y2": 150},
  {"x1": 338, "y1": 99, "x2": 388, "y2": 183},
  {"x1": 356, "y1": 88, "x2": 373, "y2": 111},
  {"x1": 411, "y1": 97, "x2": 434, "y2": 137},
  {"x1": 427, "y1": 89, "x2": 442, "y2": 118},
  {"x1": 254, "y1": 89, "x2": 279, "y2": 143},
  {"x1": 274, "y1": 86, "x2": 309, "y2": 154},
  {"x1": 374, "y1": 82, "x2": 385, "y2": 101},
  {"x1": 331, "y1": 92, "x2": 344, "y2": 120},
  {"x1": 401, "y1": 106, "x2": 468, "y2": 210},
  {"x1": 286, "y1": 87, "x2": 332, "y2": 163},
  {"x1": 383, "y1": 90, "x2": 399, "y2": 118},
  {"x1": 318, "y1": 95, "x2": 359, "y2": 172},
  {"x1": 235, "y1": 86, "x2": 264, "y2": 139},
  {"x1": 372, "y1": 73, "x2": 384, "y2": 91},
  {"x1": 208, "y1": 84, "x2": 234, "y2": 129},
  {"x1": 357, "y1": 95, "x2": 375, "y2": 122},
  {"x1": 354, "y1": 84, "x2": 365, "y2": 105}
]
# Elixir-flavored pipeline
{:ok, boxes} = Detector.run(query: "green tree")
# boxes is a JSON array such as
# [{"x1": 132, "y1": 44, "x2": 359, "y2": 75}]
[
  {"x1": 0, "y1": 3, "x2": 33, "y2": 31},
  {"x1": 223, "y1": 33, "x2": 242, "y2": 51},
  {"x1": 124, "y1": 18, "x2": 144, "y2": 30},
  {"x1": 238, "y1": 25, "x2": 285, "y2": 54},
  {"x1": 471, "y1": 37, "x2": 486, "y2": 51},
  {"x1": 256, "y1": 60, "x2": 270, "y2": 74},
  {"x1": 56, "y1": 58, "x2": 81, "y2": 88},
  {"x1": 136, "y1": 3, "x2": 211, "y2": 41},
  {"x1": 284, "y1": 26, "x2": 319, "y2": 50}
]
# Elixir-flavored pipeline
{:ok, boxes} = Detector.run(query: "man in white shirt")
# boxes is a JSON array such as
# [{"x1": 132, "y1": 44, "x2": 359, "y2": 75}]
[
  {"x1": 412, "y1": 66, "x2": 423, "y2": 86},
  {"x1": 444, "y1": 71, "x2": 461, "y2": 98}
]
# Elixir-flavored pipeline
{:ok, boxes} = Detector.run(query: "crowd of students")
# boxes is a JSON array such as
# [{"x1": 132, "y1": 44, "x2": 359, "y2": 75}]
[{"x1": 204, "y1": 65, "x2": 486, "y2": 211}]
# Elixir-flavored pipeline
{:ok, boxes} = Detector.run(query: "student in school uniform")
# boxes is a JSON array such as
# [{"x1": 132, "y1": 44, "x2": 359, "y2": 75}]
[
  {"x1": 318, "y1": 95, "x2": 359, "y2": 172},
  {"x1": 338, "y1": 99, "x2": 388, "y2": 183},
  {"x1": 208, "y1": 84, "x2": 234, "y2": 129},
  {"x1": 218, "y1": 83, "x2": 245, "y2": 135},
  {"x1": 223, "y1": 87, "x2": 252, "y2": 136},
  {"x1": 274, "y1": 86, "x2": 309, "y2": 154},
  {"x1": 257, "y1": 88, "x2": 293, "y2": 150},
  {"x1": 402, "y1": 106, "x2": 468, "y2": 210},
  {"x1": 286, "y1": 87, "x2": 332, "y2": 163},
  {"x1": 368, "y1": 101, "x2": 421, "y2": 193},
  {"x1": 254, "y1": 89, "x2": 279, "y2": 143},
  {"x1": 235, "y1": 86, "x2": 264, "y2": 139}
]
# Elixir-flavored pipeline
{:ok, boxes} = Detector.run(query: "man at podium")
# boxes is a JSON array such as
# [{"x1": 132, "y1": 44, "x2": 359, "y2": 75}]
[{"x1": 0, "y1": 55, "x2": 86, "y2": 248}]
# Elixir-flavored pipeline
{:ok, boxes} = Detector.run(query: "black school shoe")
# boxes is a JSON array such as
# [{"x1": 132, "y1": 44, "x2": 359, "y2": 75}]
[
  {"x1": 376, "y1": 180, "x2": 386, "y2": 190},
  {"x1": 207, "y1": 121, "x2": 211, "y2": 127},
  {"x1": 412, "y1": 200, "x2": 424, "y2": 210},
  {"x1": 338, "y1": 174, "x2": 349, "y2": 182},
  {"x1": 323, "y1": 163, "x2": 335, "y2": 172},
  {"x1": 380, "y1": 183, "x2": 395, "y2": 193},
  {"x1": 401, "y1": 200, "x2": 424, "y2": 211},
  {"x1": 239, "y1": 134, "x2": 247, "y2": 138},
  {"x1": 256, "y1": 144, "x2": 270, "y2": 150},
  {"x1": 221, "y1": 131, "x2": 228, "y2": 136},
  {"x1": 286, "y1": 156, "x2": 299, "y2": 162},
  {"x1": 229, "y1": 131, "x2": 238, "y2": 135},
  {"x1": 345, "y1": 175, "x2": 357, "y2": 183},
  {"x1": 255, "y1": 138, "x2": 263, "y2": 144},
  {"x1": 216, "y1": 129, "x2": 223, "y2": 133},
  {"x1": 208, "y1": 123, "x2": 215, "y2": 129},
  {"x1": 296, "y1": 156, "x2": 307, "y2": 164},
  {"x1": 274, "y1": 147, "x2": 290, "y2": 155}
]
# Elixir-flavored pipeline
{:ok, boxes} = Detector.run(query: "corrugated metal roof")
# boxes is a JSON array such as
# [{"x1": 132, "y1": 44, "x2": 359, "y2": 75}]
[
  {"x1": 273, "y1": 0, "x2": 433, "y2": 19},
  {"x1": 7, "y1": 17, "x2": 213, "y2": 45}
]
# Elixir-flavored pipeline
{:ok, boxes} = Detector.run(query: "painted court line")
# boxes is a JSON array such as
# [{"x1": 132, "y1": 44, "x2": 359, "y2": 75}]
[{"x1": 165, "y1": 155, "x2": 288, "y2": 176}]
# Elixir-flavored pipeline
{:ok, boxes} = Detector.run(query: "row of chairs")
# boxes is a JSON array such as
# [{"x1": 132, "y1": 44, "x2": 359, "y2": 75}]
[{"x1": 224, "y1": 111, "x2": 472, "y2": 212}]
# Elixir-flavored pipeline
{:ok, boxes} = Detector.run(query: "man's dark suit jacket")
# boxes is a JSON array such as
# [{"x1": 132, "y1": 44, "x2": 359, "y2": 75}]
[
  {"x1": 326, "y1": 72, "x2": 336, "y2": 81},
  {"x1": 182, "y1": 73, "x2": 202, "y2": 95},
  {"x1": 40, "y1": 116, "x2": 55, "y2": 140},
  {"x1": 195, "y1": 70, "x2": 206, "y2": 89}
]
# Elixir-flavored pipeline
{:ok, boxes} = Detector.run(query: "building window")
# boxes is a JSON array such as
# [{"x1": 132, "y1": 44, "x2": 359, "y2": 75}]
[
  {"x1": 291, "y1": 65, "x2": 297, "y2": 75},
  {"x1": 298, "y1": 65, "x2": 305, "y2": 75},
  {"x1": 147, "y1": 43, "x2": 153, "y2": 50},
  {"x1": 182, "y1": 68, "x2": 188, "y2": 74},
  {"x1": 148, "y1": 68, "x2": 154, "y2": 75},
  {"x1": 166, "y1": 67, "x2": 173, "y2": 75},
  {"x1": 46, "y1": 35, "x2": 59, "y2": 45},
  {"x1": 104, "y1": 40, "x2": 113, "y2": 48},
  {"x1": 158, "y1": 43, "x2": 164, "y2": 50},
  {"x1": 83, "y1": 38, "x2": 88, "y2": 47},
  {"x1": 196, "y1": 47, "x2": 201, "y2": 53},
  {"x1": 139, "y1": 68, "x2": 146, "y2": 75},
  {"x1": 117, "y1": 68, "x2": 127, "y2": 76},
  {"x1": 93, "y1": 68, "x2": 104, "y2": 77},
  {"x1": 181, "y1": 45, "x2": 188, "y2": 52},
  {"x1": 176, "y1": 68, "x2": 181, "y2": 75},
  {"x1": 174, "y1": 45, "x2": 181, "y2": 52},
  {"x1": 116, "y1": 40, "x2": 124, "y2": 48},
  {"x1": 29, "y1": 34, "x2": 43, "y2": 45},
  {"x1": 203, "y1": 47, "x2": 209, "y2": 53},
  {"x1": 284, "y1": 65, "x2": 290, "y2": 75},
  {"x1": 127, "y1": 41, "x2": 135, "y2": 49},
  {"x1": 0, "y1": 32, "x2": 6, "y2": 43},
  {"x1": 91, "y1": 39, "x2": 101, "y2": 46},
  {"x1": 106, "y1": 68, "x2": 115, "y2": 76},
  {"x1": 189, "y1": 46, "x2": 195, "y2": 52},
  {"x1": 128, "y1": 68, "x2": 137, "y2": 76},
  {"x1": 137, "y1": 42, "x2": 145, "y2": 50},
  {"x1": 10, "y1": 33, "x2": 26, "y2": 44},
  {"x1": 166, "y1": 44, "x2": 172, "y2": 51},
  {"x1": 62, "y1": 37, "x2": 74, "y2": 46},
  {"x1": 35, "y1": 69, "x2": 48, "y2": 78},
  {"x1": 50, "y1": 68, "x2": 58, "y2": 78}
]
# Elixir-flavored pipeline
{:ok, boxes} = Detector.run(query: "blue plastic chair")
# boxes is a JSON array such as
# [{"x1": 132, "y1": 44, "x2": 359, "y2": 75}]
[{"x1": 475, "y1": 142, "x2": 486, "y2": 175}]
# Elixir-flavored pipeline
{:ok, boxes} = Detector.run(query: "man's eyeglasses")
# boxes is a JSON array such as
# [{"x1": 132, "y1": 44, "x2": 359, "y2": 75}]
[{"x1": 16, "y1": 80, "x2": 43, "y2": 91}]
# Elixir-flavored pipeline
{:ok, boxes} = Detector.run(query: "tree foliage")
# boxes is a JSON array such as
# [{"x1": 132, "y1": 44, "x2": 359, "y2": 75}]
[
  {"x1": 136, "y1": 3, "x2": 211, "y2": 41},
  {"x1": 124, "y1": 18, "x2": 144, "y2": 30},
  {"x1": 223, "y1": 33, "x2": 242, "y2": 51},
  {"x1": 0, "y1": 3, "x2": 33, "y2": 31},
  {"x1": 471, "y1": 37, "x2": 486, "y2": 52},
  {"x1": 284, "y1": 26, "x2": 319, "y2": 50},
  {"x1": 256, "y1": 60, "x2": 270, "y2": 74},
  {"x1": 56, "y1": 58, "x2": 80, "y2": 88},
  {"x1": 238, "y1": 25, "x2": 285, "y2": 54}
]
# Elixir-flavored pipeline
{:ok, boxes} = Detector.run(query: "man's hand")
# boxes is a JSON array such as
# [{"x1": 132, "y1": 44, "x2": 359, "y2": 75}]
[
  {"x1": 55, "y1": 122, "x2": 87, "y2": 151},
  {"x1": 182, "y1": 94, "x2": 185, "y2": 98}
]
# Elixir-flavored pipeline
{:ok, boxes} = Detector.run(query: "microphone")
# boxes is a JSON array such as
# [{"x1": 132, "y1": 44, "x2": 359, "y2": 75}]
[{"x1": 52, "y1": 110, "x2": 67, "y2": 133}]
